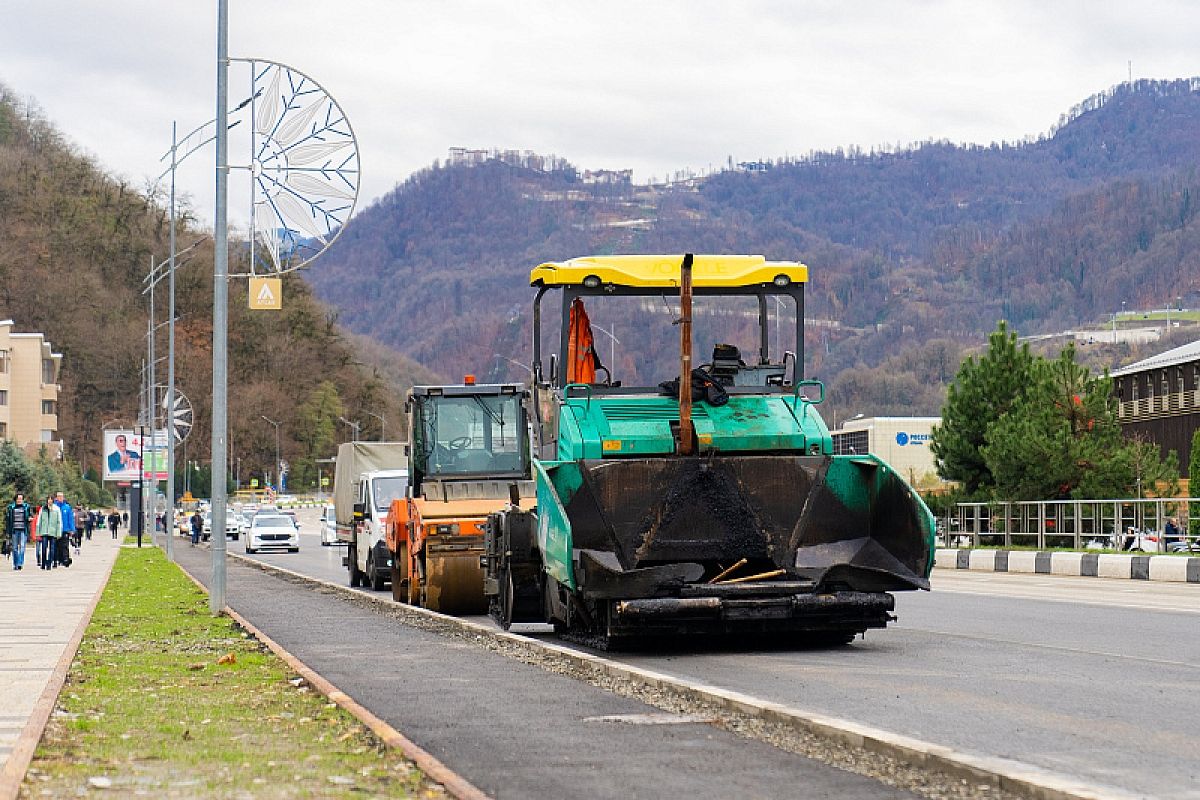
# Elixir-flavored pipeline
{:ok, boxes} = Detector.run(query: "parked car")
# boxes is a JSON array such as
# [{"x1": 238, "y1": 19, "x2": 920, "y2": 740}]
[
  {"x1": 245, "y1": 513, "x2": 300, "y2": 554},
  {"x1": 1121, "y1": 527, "x2": 1161, "y2": 552},
  {"x1": 202, "y1": 509, "x2": 241, "y2": 541},
  {"x1": 319, "y1": 504, "x2": 338, "y2": 546}
]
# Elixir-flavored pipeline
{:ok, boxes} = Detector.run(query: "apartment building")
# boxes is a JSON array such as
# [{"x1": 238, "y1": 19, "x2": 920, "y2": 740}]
[{"x1": 0, "y1": 320, "x2": 63, "y2": 456}]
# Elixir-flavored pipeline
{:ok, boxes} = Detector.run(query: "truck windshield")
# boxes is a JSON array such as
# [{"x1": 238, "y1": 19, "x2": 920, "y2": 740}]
[
  {"x1": 372, "y1": 476, "x2": 408, "y2": 512},
  {"x1": 414, "y1": 394, "x2": 527, "y2": 477}
]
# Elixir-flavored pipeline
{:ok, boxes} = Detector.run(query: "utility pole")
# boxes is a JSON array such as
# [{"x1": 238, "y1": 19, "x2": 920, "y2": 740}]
[
  {"x1": 365, "y1": 411, "x2": 386, "y2": 441},
  {"x1": 261, "y1": 416, "x2": 281, "y2": 490},
  {"x1": 211, "y1": 0, "x2": 229, "y2": 614}
]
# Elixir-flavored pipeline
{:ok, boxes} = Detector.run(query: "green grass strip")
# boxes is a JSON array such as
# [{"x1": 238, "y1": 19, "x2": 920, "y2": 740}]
[{"x1": 26, "y1": 546, "x2": 438, "y2": 798}]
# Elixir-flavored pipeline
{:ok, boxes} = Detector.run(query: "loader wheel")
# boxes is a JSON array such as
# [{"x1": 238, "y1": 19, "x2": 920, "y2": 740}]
[
  {"x1": 391, "y1": 557, "x2": 407, "y2": 603},
  {"x1": 496, "y1": 569, "x2": 515, "y2": 630}
]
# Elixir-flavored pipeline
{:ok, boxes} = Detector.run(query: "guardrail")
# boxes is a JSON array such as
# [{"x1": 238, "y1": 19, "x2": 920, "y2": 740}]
[{"x1": 944, "y1": 497, "x2": 1200, "y2": 554}]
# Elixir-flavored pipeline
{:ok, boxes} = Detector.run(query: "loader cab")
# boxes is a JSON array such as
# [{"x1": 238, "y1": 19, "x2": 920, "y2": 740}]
[
  {"x1": 527, "y1": 254, "x2": 819, "y2": 459},
  {"x1": 407, "y1": 384, "x2": 530, "y2": 494}
]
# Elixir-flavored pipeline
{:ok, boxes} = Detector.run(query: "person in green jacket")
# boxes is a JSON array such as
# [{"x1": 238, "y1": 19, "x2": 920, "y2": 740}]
[{"x1": 35, "y1": 495, "x2": 62, "y2": 570}]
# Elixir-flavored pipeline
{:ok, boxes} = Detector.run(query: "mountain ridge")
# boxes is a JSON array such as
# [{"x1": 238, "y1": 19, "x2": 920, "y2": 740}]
[{"x1": 306, "y1": 78, "x2": 1200, "y2": 418}]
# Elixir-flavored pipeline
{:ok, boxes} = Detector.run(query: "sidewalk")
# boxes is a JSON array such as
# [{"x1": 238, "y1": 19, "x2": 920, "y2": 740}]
[{"x1": 0, "y1": 534, "x2": 121, "y2": 799}]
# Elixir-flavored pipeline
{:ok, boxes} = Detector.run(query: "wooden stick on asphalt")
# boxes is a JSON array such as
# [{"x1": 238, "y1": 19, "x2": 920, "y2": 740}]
[
  {"x1": 715, "y1": 568, "x2": 786, "y2": 585},
  {"x1": 707, "y1": 557, "x2": 748, "y2": 584}
]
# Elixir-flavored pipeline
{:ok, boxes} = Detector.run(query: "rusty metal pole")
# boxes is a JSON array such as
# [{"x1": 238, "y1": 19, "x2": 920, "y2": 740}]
[{"x1": 678, "y1": 253, "x2": 695, "y2": 455}]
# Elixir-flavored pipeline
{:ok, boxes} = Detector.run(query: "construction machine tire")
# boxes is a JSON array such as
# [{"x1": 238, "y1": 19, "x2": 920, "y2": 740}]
[
  {"x1": 494, "y1": 568, "x2": 515, "y2": 630},
  {"x1": 390, "y1": 543, "x2": 408, "y2": 603},
  {"x1": 423, "y1": 551, "x2": 486, "y2": 615}
]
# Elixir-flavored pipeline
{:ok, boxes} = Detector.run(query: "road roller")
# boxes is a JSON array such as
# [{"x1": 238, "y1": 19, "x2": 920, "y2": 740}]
[
  {"x1": 483, "y1": 254, "x2": 936, "y2": 647},
  {"x1": 386, "y1": 380, "x2": 534, "y2": 613}
]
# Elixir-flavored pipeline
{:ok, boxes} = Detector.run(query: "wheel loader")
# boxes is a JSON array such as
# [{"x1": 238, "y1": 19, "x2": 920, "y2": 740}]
[
  {"x1": 386, "y1": 380, "x2": 534, "y2": 613},
  {"x1": 484, "y1": 254, "x2": 935, "y2": 647}
]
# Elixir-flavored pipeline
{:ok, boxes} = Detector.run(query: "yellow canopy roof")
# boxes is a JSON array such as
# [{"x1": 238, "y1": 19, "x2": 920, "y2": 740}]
[{"x1": 530, "y1": 254, "x2": 808, "y2": 288}]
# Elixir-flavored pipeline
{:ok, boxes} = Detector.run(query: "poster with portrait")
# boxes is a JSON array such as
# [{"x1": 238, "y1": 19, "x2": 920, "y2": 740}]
[
  {"x1": 103, "y1": 430, "x2": 142, "y2": 481},
  {"x1": 103, "y1": 430, "x2": 169, "y2": 482}
]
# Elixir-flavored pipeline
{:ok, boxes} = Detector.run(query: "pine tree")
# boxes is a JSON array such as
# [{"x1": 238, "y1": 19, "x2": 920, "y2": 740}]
[{"x1": 931, "y1": 321, "x2": 1035, "y2": 497}]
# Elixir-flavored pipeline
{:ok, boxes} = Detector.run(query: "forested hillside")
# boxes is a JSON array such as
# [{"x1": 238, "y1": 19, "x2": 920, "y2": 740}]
[
  {"x1": 309, "y1": 78, "x2": 1200, "y2": 422},
  {"x1": 0, "y1": 86, "x2": 432, "y2": 490}
]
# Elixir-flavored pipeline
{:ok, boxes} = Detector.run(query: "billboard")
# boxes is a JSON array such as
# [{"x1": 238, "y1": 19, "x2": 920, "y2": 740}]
[{"x1": 103, "y1": 430, "x2": 169, "y2": 482}]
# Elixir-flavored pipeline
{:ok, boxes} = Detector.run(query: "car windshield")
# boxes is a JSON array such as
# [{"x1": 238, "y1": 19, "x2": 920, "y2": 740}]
[{"x1": 254, "y1": 516, "x2": 293, "y2": 528}]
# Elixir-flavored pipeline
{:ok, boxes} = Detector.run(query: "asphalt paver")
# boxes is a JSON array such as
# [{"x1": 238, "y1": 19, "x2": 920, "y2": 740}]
[{"x1": 173, "y1": 545, "x2": 916, "y2": 800}]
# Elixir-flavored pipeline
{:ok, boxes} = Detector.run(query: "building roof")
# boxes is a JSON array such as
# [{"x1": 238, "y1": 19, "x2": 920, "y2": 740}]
[
  {"x1": 530, "y1": 254, "x2": 808, "y2": 288},
  {"x1": 1109, "y1": 338, "x2": 1200, "y2": 378}
]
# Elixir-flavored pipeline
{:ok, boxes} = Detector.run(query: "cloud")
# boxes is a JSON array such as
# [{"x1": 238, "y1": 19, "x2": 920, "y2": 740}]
[{"x1": 3, "y1": 0, "x2": 1199, "y2": 228}]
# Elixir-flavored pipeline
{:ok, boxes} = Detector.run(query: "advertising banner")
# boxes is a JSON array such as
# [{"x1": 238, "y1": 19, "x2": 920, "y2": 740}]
[{"x1": 103, "y1": 430, "x2": 170, "y2": 482}]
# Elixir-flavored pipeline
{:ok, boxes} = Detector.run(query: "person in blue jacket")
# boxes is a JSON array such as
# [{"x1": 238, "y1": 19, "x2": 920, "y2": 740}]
[{"x1": 55, "y1": 491, "x2": 75, "y2": 565}]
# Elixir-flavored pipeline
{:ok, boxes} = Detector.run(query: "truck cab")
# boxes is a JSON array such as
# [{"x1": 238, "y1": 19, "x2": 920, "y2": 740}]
[{"x1": 347, "y1": 467, "x2": 408, "y2": 590}]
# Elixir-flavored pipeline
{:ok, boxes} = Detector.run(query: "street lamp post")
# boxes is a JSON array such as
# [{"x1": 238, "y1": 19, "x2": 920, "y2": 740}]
[
  {"x1": 493, "y1": 354, "x2": 533, "y2": 378},
  {"x1": 211, "y1": 0, "x2": 230, "y2": 615},
  {"x1": 260, "y1": 416, "x2": 281, "y2": 491},
  {"x1": 338, "y1": 416, "x2": 361, "y2": 440},
  {"x1": 365, "y1": 411, "x2": 386, "y2": 441},
  {"x1": 592, "y1": 324, "x2": 620, "y2": 372}
]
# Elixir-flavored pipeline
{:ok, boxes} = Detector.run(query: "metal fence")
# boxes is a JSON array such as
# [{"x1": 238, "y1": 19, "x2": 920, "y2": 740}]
[{"x1": 946, "y1": 498, "x2": 1200, "y2": 553}]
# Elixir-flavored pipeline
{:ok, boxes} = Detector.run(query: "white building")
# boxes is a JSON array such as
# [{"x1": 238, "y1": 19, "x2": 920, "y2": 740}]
[{"x1": 830, "y1": 416, "x2": 941, "y2": 488}]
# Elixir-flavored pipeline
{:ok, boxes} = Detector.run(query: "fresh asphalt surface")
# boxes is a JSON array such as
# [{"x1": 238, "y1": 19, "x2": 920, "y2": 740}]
[
  {"x1": 221, "y1": 511, "x2": 1200, "y2": 799},
  {"x1": 177, "y1": 517, "x2": 918, "y2": 800}
]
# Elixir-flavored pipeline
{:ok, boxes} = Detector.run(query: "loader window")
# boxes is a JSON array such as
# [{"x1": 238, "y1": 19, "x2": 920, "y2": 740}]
[{"x1": 413, "y1": 393, "x2": 528, "y2": 478}]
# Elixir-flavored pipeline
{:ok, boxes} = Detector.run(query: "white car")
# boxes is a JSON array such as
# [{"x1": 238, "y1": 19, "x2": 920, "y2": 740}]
[
  {"x1": 202, "y1": 509, "x2": 241, "y2": 541},
  {"x1": 319, "y1": 505, "x2": 338, "y2": 546},
  {"x1": 245, "y1": 514, "x2": 300, "y2": 554}
]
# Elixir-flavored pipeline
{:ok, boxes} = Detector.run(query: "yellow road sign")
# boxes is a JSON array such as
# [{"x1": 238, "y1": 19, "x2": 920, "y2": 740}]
[{"x1": 249, "y1": 277, "x2": 282, "y2": 310}]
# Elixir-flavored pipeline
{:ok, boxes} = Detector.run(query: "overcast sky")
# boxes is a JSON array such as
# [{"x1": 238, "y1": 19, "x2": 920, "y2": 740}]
[{"x1": 3, "y1": 1, "x2": 1200, "y2": 228}]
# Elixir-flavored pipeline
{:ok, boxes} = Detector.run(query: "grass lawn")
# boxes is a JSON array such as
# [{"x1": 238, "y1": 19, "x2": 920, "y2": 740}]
[{"x1": 24, "y1": 546, "x2": 441, "y2": 799}]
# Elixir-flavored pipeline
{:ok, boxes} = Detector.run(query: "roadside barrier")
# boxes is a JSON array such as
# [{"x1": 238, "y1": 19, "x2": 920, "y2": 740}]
[{"x1": 934, "y1": 549, "x2": 1200, "y2": 582}]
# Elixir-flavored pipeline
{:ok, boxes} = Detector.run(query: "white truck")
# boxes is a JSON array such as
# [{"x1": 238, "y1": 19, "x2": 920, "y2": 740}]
[{"x1": 334, "y1": 441, "x2": 409, "y2": 590}]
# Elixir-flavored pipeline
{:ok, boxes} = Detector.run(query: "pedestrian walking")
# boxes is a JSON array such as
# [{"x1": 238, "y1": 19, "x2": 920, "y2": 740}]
[
  {"x1": 55, "y1": 491, "x2": 77, "y2": 562},
  {"x1": 108, "y1": 509, "x2": 121, "y2": 540},
  {"x1": 35, "y1": 495, "x2": 62, "y2": 570},
  {"x1": 190, "y1": 510, "x2": 203, "y2": 546},
  {"x1": 84, "y1": 509, "x2": 95, "y2": 541},
  {"x1": 5, "y1": 492, "x2": 34, "y2": 570}
]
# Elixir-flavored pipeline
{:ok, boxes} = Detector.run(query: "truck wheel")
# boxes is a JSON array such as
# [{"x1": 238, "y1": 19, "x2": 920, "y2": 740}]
[
  {"x1": 347, "y1": 543, "x2": 363, "y2": 588},
  {"x1": 368, "y1": 551, "x2": 387, "y2": 591}
]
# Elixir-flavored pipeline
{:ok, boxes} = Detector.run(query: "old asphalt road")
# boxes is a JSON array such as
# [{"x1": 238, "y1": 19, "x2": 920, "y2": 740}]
[
  {"x1": 172, "y1": 541, "x2": 924, "y2": 800},
  {"x1": 229, "y1": 511, "x2": 1200, "y2": 799}
]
